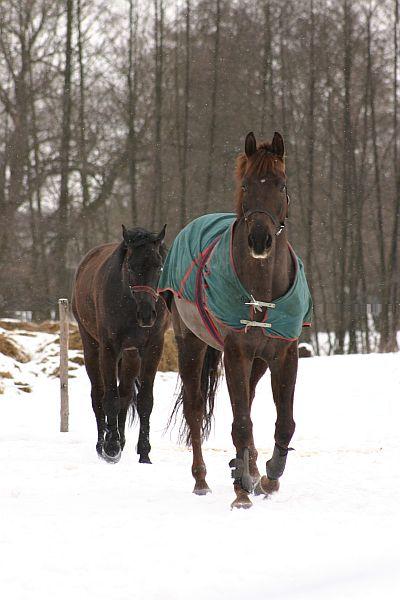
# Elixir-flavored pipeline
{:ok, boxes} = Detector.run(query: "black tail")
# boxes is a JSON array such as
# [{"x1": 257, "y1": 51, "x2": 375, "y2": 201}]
[{"x1": 168, "y1": 346, "x2": 223, "y2": 445}]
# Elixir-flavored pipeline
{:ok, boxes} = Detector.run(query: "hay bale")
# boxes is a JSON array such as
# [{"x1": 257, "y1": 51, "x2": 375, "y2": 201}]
[
  {"x1": 158, "y1": 329, "x2": 178, "y2": 372},
  {"x1": 0, "y1": 334, "x2": 30, "y2": 363}
]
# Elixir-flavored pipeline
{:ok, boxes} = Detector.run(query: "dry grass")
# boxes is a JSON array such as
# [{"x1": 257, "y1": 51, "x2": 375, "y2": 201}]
[
  {"x1": 52, "y1": 330, "x2": 83, "y2": 351},
  {"x1": 70, "y1": 355, "x2": 84, "y2": 365},
  {"x1": 69, "y1": 330, "x2": 82, "y2": 350},
  {"x1": 158, "y1": 328, "x2": 178, "y2": 372},
  {"x1": 0, "y1": 319, "x2": 80, "y2": 335},
  {"x1": 0, "y1": 371, "x2": 13, "y2": 379},
  {"x1": 0, "y1": 334, "x2": 30, "y2": 363},
  {"x1": 0, "y1": 319, "x2": 178, "y2": 373},
  {"x1": 0, "y1": 319, "x2": 61, "y2": 334},
  {"x1": 15, "y1": 382, "x2": 32, "y2": 393},
  {"x1": 50, "y1": 364, "x2": 79, "y2": 378},
  {"x1": 0, "y1": 320, "x2": 37, "y2": 332}
]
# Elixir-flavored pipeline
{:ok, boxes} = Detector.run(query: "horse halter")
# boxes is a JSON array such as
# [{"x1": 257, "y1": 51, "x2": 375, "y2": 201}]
[
  {"x1": 129, "y1": 284, "x2": 159, "y2": 302},
  {"x1": 241, "y1": 180, "x2": 290, "y2": 237}
]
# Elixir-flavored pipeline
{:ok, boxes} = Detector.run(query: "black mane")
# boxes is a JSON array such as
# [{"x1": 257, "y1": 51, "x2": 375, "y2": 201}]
[{"x1": 124, "y1": 227, "x2": 161, "y2": 248}]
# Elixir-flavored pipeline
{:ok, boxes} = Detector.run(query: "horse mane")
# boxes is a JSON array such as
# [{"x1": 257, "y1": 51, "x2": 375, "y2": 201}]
[
  {"x1": 234, "y1": 141, "x2": 286, "y2": 217},
  {"x1": 124, "y1": 227, "x2": 162, "y2": 248}
]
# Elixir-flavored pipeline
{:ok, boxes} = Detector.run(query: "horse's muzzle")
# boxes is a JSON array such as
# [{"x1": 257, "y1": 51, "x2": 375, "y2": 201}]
[
  {"x1": 137, "y1": 304, "x2": 157, "y2": 328},
  {"x1": 248, "y1": 231, "x2": 273, "y2": 259}
]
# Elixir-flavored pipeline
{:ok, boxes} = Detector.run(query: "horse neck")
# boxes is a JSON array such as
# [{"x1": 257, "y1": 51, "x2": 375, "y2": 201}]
[
  {"x1": 115, "y1": 243, "x2": 130, "y2": 291},
  {"x1": 232, "y1": 220, "x2": 293, "y2": 301}
]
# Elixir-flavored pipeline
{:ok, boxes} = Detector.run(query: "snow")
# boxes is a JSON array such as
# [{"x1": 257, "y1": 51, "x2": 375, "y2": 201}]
[{"x1": 1, "y1": 334, "x2": 400, "y2": 599}]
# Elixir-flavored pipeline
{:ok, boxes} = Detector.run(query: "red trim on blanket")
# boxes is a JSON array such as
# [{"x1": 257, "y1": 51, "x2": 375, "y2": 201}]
[{"x1": 194, "y1": 238, "x2": 224, "y2": 348}]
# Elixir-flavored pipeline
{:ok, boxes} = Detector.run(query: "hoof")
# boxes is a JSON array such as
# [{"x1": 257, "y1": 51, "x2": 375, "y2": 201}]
[
  {"x1": 193, "y1": 482, "x2": 211, "y2": 496},
  {"x1": 258, "y1": 476, "x2": 280, "y2": 496},
  {"x1": 101, "y1": 444, "x2": 121, "y2": 464},
  {"x1": 231, "y1": 496, "x2": 253, "y2": 509},
  {"x1": 96, "y1": 442, "x2": 104, "y2": 456},
  {"x1": 139, "y1": 455, "x2": 152, "y2": 464}
]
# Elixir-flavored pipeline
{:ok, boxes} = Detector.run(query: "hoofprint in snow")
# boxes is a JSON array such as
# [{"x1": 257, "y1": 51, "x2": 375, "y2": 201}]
[{"x1": 1, "y1": 328, "x2": 399, "y2": 599}]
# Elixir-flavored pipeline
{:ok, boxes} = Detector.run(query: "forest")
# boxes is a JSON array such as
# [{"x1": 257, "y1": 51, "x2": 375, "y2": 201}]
[{"x1": 0, "y1": 0, "x2": 399, "y2": 354}]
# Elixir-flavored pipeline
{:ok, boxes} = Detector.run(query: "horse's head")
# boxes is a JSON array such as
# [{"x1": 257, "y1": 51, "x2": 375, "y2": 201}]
[
  {"x1": 235, "y1": 131, "x2": 289, "y2": 259},
  {"x1": 122, "y1": 224, "x2": 167, "y2": 327}
]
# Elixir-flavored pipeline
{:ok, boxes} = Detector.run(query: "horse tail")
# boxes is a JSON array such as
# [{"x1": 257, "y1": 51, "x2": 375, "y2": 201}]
[
  {"x1": 199, "y1": 345, "x2": 222, "y2": 441},
  {"x1": 128, "y1": 378, "x2": 140, "y2": 426},
  {"x1": 168, "y1": 345, "x2": 223, "y2": 445}
]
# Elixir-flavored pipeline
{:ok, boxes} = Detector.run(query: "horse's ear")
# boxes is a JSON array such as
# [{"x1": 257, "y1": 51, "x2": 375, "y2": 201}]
[
  {"x1": 271, "y1": 132, "x2": 285, "y2": 158},
  {"x1": 122, "y1": 224, "x2": 129, "y2": 246},
  {"x1": 156, "y1": 224, "x2": 167, "y2": 242},
  {"x1": 245, "y1": 132, "x2": 257, "y2": 158}
]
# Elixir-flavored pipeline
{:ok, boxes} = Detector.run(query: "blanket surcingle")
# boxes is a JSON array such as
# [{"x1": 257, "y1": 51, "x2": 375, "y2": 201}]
[{"x1": 158, "y1": 213, "x2": 313, "y2": 346}]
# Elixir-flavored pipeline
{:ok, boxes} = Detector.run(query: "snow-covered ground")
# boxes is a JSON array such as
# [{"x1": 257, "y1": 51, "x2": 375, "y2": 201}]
[{"x1": 1, "y1": 330, "x2": 399, "y2": 599}]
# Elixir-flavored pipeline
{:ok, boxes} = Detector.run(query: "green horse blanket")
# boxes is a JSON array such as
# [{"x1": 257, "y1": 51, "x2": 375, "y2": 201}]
[{"x1": 158, "y1": 213, "x2": 312, "y2": 346}]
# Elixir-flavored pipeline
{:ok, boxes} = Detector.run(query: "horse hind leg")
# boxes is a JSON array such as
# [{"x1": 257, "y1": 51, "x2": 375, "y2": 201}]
[
  {"x1": 172, "y1": 320, "x2": 211, "y2": 494},
  {"x1": 78, "y1": 326, "x2": 105, "y2": 456}
]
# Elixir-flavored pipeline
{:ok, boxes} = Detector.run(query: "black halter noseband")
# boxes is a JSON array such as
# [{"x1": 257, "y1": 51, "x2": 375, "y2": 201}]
[{"x1": 241, "y1": 183, "x2": 290, "y2": 237}]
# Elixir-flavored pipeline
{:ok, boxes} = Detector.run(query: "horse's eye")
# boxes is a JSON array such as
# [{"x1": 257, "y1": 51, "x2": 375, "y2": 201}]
[
  {"x1": 260, "y1": 178, "x2": 266, "y2": 184},
  {"x1": 280, "y1": 183, "x2": 286, "y2": 192},
  {"x1": 241, "y1": 184, "x2": 247, "y2": 192}
]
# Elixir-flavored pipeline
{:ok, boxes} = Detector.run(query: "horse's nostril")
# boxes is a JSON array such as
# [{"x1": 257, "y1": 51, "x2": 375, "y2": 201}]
[
  {"x1": 265, "y1": 235, "x2": 272, "y2": 249},
  {"x1": 248, "y1": 234, "x2": 254, "y2": 248}
]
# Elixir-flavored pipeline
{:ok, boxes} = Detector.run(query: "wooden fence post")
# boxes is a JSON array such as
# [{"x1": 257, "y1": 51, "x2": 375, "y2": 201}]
[{"x1": 59, "y1": 298, "x2": 69, "y2": 432}]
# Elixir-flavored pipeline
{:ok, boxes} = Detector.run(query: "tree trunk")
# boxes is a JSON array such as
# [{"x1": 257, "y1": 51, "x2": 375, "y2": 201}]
[
  {"x1": 179, "y1": 0, "x2": 190, "y2": 228},
  {"x1": 260, "y1": 0, "x2": 274, "y2": 136},
  {"x1": 127, "y1": 0, "x2": 138, "y2": 226},
  {"x1": 77, "y1": 0, "x2": 90, "y2": 252},
  {"x1": 152, "y1": 0, "x2": 164, "y2": 229},
  {"x1": 204, "y1": 0, "x2": 221, "y2": 213},
  {"x1": 337, "y1": 0, "x2": 353, "y2": 354},
  {"x1": 55, "y1": 0, "x2": 73, "y2": 299}
]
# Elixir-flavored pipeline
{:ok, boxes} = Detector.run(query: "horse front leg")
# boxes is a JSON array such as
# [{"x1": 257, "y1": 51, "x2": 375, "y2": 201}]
[
  {"x1": 224, "y1": 338, "x2": 254, "y2": 509},
  {"x1": 136, "y1": 337, "x2": 164, "y2": 464},
  {"x1": 259, "y1": 342, "x2": 298, "y2": 495},
  {"x1": 99, "y1": 343, "x2": 122, "y2": 463},
  {"x1": 248, "y1": 358, "x2": 269, "y2": 487},
  {"x1": 118, "y1": 349, "x2": 141, "y2": 452}
]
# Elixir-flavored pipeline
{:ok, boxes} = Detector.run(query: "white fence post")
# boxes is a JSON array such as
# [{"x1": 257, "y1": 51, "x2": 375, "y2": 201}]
[{"x1": 59, "y1": 298, "x2": 69, "y2": 432}]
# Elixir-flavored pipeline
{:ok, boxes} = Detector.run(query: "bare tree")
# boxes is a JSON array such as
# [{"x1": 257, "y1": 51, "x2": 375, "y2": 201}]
[
  {"x1": 55, "y1": 0, "x2": 73, "y2": 298},
  {"x1": 204, "y1": 0, "x2": 221, "y2": 212}
]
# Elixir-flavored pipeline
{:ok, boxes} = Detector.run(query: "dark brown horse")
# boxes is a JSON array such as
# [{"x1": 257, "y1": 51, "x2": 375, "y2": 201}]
[
  {"x1": 72, "y1": 225, "x2": 169, "y2": 464},
  {"x1": 162, "y1": 132, "x2": 312, "y2": 508}
]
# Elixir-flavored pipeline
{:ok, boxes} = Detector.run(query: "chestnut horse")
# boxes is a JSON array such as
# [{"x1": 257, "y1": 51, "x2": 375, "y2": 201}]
[
  {"x1": 72, "y1": 225, "x2": 169, "y2": 464},
  {"x1": 160, "y1": 132, "x2": 312, "y2": 508}
]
